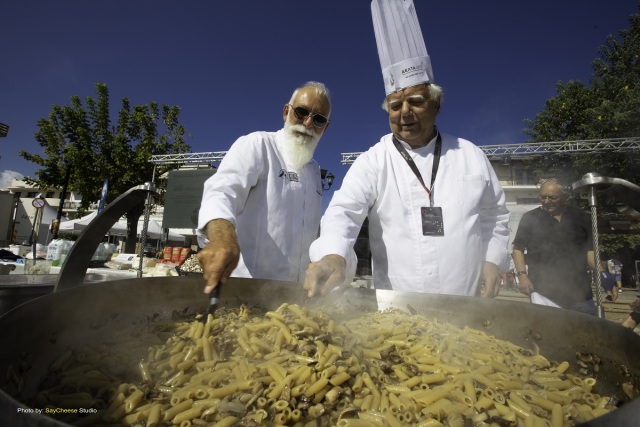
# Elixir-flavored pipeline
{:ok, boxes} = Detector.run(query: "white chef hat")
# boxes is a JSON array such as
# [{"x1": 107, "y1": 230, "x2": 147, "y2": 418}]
[{"x1": 371, "y1": 0, "x2": 434, "y2": 95}]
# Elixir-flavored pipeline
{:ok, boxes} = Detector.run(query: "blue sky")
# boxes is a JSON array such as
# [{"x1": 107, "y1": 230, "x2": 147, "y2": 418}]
[{"x1": 1, "y1": 0, "x2": 637, "y2": 203}]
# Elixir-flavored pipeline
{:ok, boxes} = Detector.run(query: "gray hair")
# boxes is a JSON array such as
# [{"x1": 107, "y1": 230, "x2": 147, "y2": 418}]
[
  {"x1": 381, "y1": 83, "x2": 443, "y2": 112},
  {"x1": 289, "y1": 81, "x2": 332, "y2": 114},
  {"x1": 539, "y1": 177, "x2": 569, "y2": 194}
]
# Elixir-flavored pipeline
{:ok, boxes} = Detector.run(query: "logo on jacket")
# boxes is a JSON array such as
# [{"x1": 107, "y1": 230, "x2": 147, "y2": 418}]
[{"x1": 278, "y1": 169, "x2": 299, "y2": 182}]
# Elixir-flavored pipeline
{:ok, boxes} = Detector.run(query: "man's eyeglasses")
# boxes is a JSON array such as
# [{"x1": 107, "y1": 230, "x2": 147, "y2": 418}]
[
  {"x1": 539, "y1": 195, "x2": 562, "y2": 201},
  {"x1": 288, "y1": 104, "x2": 329, "y2": 128}
]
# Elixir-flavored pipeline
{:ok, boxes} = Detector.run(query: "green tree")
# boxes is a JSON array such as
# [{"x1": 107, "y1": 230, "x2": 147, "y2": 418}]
[
  {"x1": 523, "y1": 11, "x2": 640, "y2": 186},
  {"x1": 20, "y1": 82, "x2": 190, "y2": 253}
]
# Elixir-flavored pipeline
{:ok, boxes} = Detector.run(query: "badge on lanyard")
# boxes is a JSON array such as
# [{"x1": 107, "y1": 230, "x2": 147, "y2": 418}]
[
  {"x1": 393, "y1": 132, "x2": 445, "y2": 237},
  {"x1": 421, "y1": 207, "x2": 444, "y2": 236}
]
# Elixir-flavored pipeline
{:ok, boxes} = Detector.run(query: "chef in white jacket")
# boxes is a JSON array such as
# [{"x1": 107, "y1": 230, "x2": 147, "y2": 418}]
[
  {"x1": 197, "y1": 81, "x2": 331, "y2": 294},
  {"x1": 303, "y1": 0, "x2": 509, "y2": 297}
]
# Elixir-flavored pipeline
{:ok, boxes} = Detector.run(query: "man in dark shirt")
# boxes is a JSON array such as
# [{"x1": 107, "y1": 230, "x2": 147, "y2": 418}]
[{"x1": 512, "y1": 178, "x2": 596, "y2": 315}]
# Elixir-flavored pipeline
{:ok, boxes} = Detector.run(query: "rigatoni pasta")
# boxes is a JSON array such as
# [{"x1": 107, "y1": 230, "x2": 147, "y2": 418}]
[{"x1": 29, "y1": 303, "x2": 618, "y2": 426}]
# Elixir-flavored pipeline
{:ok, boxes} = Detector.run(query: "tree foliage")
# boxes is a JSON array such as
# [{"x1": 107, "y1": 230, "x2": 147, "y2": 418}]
[
  {"x1": 523, "y1": 11, "x2": 640, "y2": 186},
  {"x1": 20, "y1": 82, "x2": 190, "y2": 252},
  {"x1": 522, "y1": 11, "x2": 640, "y2": 248}
]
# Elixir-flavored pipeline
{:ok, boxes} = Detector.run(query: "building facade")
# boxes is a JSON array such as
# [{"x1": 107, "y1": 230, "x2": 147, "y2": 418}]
[{"x1": 2, "y1": 179, "x2": 87, "y2": 246}]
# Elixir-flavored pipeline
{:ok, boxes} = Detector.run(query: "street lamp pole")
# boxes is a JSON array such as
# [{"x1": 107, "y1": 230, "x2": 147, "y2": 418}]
[{"x1": 321, "y1": 169, "x2": 335, "y2": 191}]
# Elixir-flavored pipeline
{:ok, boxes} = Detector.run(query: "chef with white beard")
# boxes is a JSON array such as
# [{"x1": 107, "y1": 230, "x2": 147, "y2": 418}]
[{"x1": 197, "y1": 81, "x2": 331, "y2": 294}]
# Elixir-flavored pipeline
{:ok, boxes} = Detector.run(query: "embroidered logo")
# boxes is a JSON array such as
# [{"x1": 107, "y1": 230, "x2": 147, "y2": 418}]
[{"x1": 278, "y1": 169, "x2": 299, "y2": 182}]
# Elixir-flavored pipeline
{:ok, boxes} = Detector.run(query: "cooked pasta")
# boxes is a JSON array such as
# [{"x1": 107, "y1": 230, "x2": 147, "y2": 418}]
[{"x1": 29, "y1": 303, "x2": 618, "y2": 426}]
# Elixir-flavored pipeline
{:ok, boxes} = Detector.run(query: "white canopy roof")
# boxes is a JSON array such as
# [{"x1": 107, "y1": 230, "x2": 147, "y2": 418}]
[
  {"x1": 60, "y1": 213, "x2": 185, "y2": 243},
  {"x1": 139, "y1": 220, "x2": 185, "y2": 242},
  {"x1": 59, "y1": 211, "x2": 127, "y2": 236}
]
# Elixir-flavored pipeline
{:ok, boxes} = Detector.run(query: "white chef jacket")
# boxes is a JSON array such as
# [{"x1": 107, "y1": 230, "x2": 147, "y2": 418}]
[
  {"x1": 198, "y1": 130, "x2": 323, "y2": 283},
  {"x1": 310, "y1": 131, "x2": 510, "y2": 295}
]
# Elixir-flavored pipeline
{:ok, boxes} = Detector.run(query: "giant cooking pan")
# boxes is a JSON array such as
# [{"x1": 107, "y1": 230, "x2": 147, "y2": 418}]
[
  {"x1": 2, "y1": 184, "x2": 638, "y2": 426},
  {"x1": 0, "y1": 275, "x2": 639, "y2": 426}
]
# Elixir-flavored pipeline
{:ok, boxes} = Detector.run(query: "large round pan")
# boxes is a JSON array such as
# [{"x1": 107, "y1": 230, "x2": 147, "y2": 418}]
[{"x1": 0, "y1": 276, "x2": 638, "y2": 426}]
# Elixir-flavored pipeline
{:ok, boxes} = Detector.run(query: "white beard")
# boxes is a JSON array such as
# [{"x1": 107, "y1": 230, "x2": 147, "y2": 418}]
[{"x1": 282, "y1": 122, "x2": 320, "y2": 171}]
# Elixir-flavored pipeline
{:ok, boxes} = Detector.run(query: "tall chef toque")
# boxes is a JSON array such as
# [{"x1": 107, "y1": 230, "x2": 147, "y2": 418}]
[{"x1": 371, "y1": 0, "x2": 434, "y2": 95}]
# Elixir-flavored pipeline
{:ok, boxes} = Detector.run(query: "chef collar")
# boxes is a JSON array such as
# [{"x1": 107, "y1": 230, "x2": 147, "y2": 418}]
[
  {"x1": 392, "y1": 128, "x2": 442, "y2": 202},
  {"x1": 394, "y1": 129, "x2": 439, "y2": 151}
]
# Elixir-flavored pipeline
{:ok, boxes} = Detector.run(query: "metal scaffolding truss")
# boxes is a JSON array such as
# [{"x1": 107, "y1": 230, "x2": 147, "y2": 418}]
[
  {"x1": 340, "y1": 137, "x2": 640, "y2": 164},
  {"x1": 149, "y1": 137, "x2": 640, "y2": 166},
  {"x1": 150, "y1": 151, "x2": 227, "y2": 166},
  {"x1": 481, "y1": 137, "x2": 640, "y2": 158}
]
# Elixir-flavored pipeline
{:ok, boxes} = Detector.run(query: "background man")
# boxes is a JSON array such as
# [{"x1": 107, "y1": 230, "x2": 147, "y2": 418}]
[
  {"x1": 599, "y1": 254, "x2": 619, "y2": 302},
  {"x1": 197, "y1": 82, "x2": 331, "y2": 294},
  {"x1": 303, "y1": 0, "x2": 509, "y2": 298},
  {"x1": 512, "y1": 178, "x2": 597, "y2": 315},
  {"x1": 607, "y1": 257, "x2": 623, "y2": 291}
]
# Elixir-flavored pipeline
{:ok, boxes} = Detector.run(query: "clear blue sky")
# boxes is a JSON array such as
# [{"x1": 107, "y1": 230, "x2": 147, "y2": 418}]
[{"x1": 1, "y1": 0, "x2": 637, "y2": 203}]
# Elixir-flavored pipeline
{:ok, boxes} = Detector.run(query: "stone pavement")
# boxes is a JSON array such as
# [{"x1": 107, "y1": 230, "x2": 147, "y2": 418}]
[{"x1": 496, "y1": 284, "x2": 640, "y2": 330}]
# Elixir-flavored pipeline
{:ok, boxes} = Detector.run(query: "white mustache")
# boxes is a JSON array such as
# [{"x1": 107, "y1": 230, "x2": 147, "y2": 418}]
[{"x1": 287, "y1": 124, "x2": 315, "y2": 138}]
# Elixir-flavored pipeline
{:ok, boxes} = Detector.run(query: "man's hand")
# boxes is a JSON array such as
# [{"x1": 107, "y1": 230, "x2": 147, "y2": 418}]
[
  {"x1": 196, "y1": 219, "x2": 240, "y2": 294},
  {"x1": 303, "y1": 255, "x2": 347, "y2": 297},
  {"x1": 511, "y1": 250, "x2": 533, "y2": 296},
  {"x1": 480, "y1": 261, "x2": 500, "y2": 298},
  {"x1": 517, "y1": 274, "x2": 534, "y2": 296}
]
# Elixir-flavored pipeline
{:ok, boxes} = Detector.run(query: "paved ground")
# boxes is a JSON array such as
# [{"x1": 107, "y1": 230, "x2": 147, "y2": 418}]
[{"x1": 496, "y1": 284, "x2": 639, "y2": 330}]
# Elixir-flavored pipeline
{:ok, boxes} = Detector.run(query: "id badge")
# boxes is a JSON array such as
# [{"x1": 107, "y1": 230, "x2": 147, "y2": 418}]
[{"x1": 421, "y1": 207, "x2": 444, "y2": 236}]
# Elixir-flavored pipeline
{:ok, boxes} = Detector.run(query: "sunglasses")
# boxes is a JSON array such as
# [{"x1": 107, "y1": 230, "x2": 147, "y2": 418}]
[
  {"x1": 288, "y1": 104, "x2": 329, "y2": 128},
  {"x1": 539, "y1": 195, "x2": 562, "y2": 201}
]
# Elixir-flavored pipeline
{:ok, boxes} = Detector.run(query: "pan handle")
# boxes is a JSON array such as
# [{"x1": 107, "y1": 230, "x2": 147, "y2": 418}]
[{"x1": 54, "y1": 183, "x2": 159, "y2": 292}]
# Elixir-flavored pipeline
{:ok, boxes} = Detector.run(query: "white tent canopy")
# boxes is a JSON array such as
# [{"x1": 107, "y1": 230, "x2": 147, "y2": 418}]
[
  {"x1": 59, "y1": 213, "x2": 185, "y2": 243},
  {"x1": 138, "y1": 220, "x2": 185, "y2": 242},
  {"x1": 59, "y1": 212, "x2": 128, "y2": 236}
]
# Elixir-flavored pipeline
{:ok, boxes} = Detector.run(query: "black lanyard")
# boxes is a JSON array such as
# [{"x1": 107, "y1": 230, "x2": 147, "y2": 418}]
[{"x1": 392, "y1": 131, "x2": 442, "y2": 203}]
